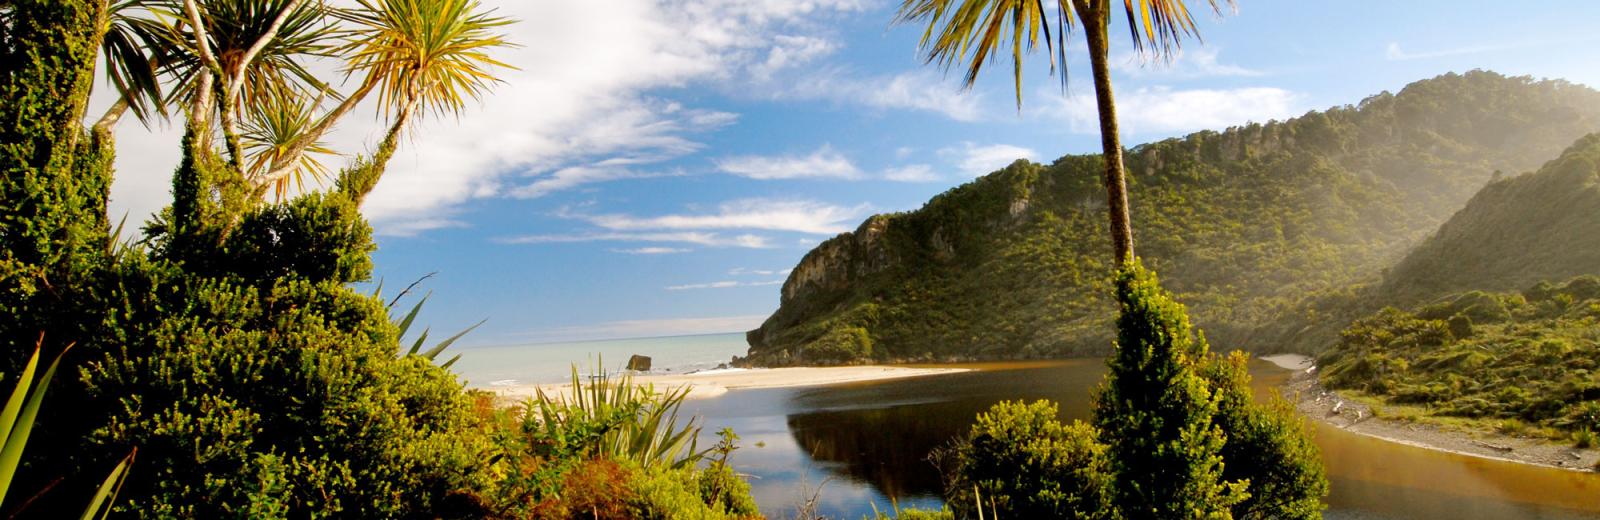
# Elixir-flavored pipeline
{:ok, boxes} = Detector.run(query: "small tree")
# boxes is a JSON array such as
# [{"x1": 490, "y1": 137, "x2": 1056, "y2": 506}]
[
  {"x1": 1202, "y1": 351, "x2": 1328, "y2": 520},
  {"x1": 944, "y1": 400, "x2": 1114, "y2": 519},
  {"x1": 1093, "y1": 261, "x2": 1246, "y2": 518}
]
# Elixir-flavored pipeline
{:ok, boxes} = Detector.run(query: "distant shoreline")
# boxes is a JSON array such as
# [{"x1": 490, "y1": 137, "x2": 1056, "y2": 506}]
[
  {"x1": 1271, "y1": 354, "x2": 1599, "y2": 473},
  {"x1": 486, "y1": 365, "x2": 972, "y2": 403}
]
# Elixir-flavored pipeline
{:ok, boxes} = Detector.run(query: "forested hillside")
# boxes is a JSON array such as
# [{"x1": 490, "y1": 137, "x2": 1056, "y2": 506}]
[
  {"x1": 742, "y1": 71, "x2": 1600, "y2": 366},
  {"x1": 1384, "y1": 134, "x2": 1600, "y2": 300},
  {"x1": 1318, "y1": 275, "x2": 1600, "y2": 440}
]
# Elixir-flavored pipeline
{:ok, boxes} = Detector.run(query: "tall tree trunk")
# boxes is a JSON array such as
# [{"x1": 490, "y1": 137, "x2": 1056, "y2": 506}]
[
  {"x1": 1081, "y1": 1, "x2": 1135, "y2": 266},
  {"x1": 333, "y1": 95, "x2": 418, "y2": 206}
]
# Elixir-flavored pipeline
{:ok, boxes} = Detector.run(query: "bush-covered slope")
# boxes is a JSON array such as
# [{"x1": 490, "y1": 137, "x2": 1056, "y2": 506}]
[
  {"x1": 742, "y1": 71, "x2": 1600, "y2": 366},
  {"x1": 1384, "y1": 133, "x2": 1600, "y2": 300},
  {"x1": 1317, "y1": 276, "x2": 1600, "y2": 439}
]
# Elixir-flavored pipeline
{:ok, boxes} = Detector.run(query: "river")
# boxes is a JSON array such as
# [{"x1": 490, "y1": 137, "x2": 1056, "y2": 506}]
[{"x1": 679, "y1": 359, "x2": 1600, "y2": 519}]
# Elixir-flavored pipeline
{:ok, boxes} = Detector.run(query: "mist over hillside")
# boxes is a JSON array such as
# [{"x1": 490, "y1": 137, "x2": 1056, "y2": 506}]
[{"x1": 742, "y1": 71, "x2": 1600, "y2": 366}]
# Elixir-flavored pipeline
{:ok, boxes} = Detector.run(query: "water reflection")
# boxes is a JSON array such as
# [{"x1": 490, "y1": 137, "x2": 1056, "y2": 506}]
[{"x1": 687, "y1": 360, "x2": 1600, "y2": 519}]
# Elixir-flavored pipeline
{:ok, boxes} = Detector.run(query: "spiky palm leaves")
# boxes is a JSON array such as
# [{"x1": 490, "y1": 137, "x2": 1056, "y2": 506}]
[
  {"x1": 0, "y1": 342, "x2": 135, "y2": 518},
  {"x1": 527, "y1": 365, "x2": 708, "y2": 471},
  {"x1": 95, "y1": 0, "x2": 512, "y2": 203},
  {"x1": 339, "y1": 0, "x2": 512, "y2": 119},
  {"x1": 894, "y1": 0, "x2": 1230, "y2": 265},
  {"x1": 241, "y1": 88, "x2": 335, "y2": 199}
]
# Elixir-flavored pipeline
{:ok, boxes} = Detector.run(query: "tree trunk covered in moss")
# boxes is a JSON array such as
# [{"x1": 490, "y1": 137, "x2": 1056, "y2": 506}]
[
  {"x1": 0, "y1": 0, "x2": 112, "y2": 268},
  {"x1": 334, "y1": 95, "x2": 419, "y2": 206}
]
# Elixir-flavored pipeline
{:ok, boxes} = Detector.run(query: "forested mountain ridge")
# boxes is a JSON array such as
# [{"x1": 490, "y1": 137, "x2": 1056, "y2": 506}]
[
  {"x1": 1384, "y1": 133, "x2": 1600, "y2": 301},
  {"x1": 741, "y1": 71, "x2": 1600, "y2": 366}
]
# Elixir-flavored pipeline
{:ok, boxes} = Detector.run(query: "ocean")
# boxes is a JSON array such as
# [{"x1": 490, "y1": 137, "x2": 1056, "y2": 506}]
[{"x1": 447, "y1": 332, "x2": 750, "y2": 388}]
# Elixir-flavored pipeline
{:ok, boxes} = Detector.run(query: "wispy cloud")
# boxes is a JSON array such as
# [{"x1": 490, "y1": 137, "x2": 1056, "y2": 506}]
[
  {"x1": 940, "y1": 143, "x2": 1038, "y2": 176},
  {"x1": 778, "y1": 69, "x2": 986, "y2": 122},
  {"x1": 1384, "y1": 41, "x2": 1513, "y2": 61},
  {"x1": 1114, "y1": 47, "x2": 1263, "y2": 78},
  {"x1": 883, "y1": 164, "x2": 941, "y2": 182},
  {"x1": 752, "y1": 35, "x2": 837, "y2": 80},
  {"x1": 496, "y1": 232, "x2": 771, "y2": 249},
  {"x1": 665, "y1": 279, "x2": 785, "y2": 290},
  {"x1": 573, "y1": 198, "x2": 869, "y2": 235},
  {"x1": 610, "y1": 247, "x2": 691, "y2": 254},
  {"x1": 509, "y1": 164, "x2": 683, "y2": 199},
  {"x1": 715, "y1": 145, "x2": 861, "y2": 180},
  {"x1": 1043, "y1": 86, "x2": 1302, "y2": 135}
]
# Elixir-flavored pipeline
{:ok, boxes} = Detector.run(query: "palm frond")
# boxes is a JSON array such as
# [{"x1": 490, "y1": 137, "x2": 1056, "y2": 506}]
[
  {"x1": 0, "y1": 341, "x2": 71, "y2": 504},
  {"x1": 241, "y1": 87, "x2": 337, "y2": 199},
  {"x1": 525, "y1": 362, "x2": 710, "y2": 470},
  {"x1": 895, "y1": 0, "x2": 1229, "y2": 107},
  {"x1": 337, "y1": 0, "x2": 515, "y2": 119},
  {"x1": 103, "y1": 0, "x2": 174, "y2": 125}
]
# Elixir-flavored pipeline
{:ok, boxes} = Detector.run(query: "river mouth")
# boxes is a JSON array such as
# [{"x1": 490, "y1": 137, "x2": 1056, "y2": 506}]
[{"x1": 679, "y1": 359, "x2": 1600, "y2": 519}]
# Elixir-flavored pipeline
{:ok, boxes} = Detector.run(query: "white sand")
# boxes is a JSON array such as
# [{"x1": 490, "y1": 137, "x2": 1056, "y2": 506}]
[{"x1": 488, "y1": 365, "x2": 971, "y2": 402}]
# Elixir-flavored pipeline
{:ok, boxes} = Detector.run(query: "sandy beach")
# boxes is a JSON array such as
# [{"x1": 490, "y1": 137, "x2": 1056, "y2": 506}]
[
  {"x1": 1268, "y1": 354, "x2": 1598, "y2": 472},
  {"x1": 486, "y1": 365, "x2": 972, "y2": 403}
]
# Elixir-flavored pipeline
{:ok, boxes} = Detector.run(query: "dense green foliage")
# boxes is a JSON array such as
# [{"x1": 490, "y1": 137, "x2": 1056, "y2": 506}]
[
  {"x1": 1095, "y1": 263, "x2": 1245, "y2": 518},
  {"x1": 745, "y1": 71, "x2": 1600, "y2": 365},
  {"x1": 937, "y1": 263, "x2": 1325, "y2": 519},
  {"x1": 940, "y1": 400, "x2": 1114, "y2": 519},
  {"x1": 486, "y1": 373, "x2": 759, "y2": 519},
  {"x1": 1320, "y1": 275, "x2": 1600, "y2": 440},
  {"x1": 1201, "y1": 352, "x2": 1326, "y2": 520},
  {"x1": 1384, "y1": 133, "x2": 1600, "y2": 301},
  {"x1": 0, "y1": 2, "x2": 759, "y2": 518}
]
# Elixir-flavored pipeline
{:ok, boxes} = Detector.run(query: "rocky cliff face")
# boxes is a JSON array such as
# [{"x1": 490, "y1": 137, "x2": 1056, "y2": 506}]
[{"x1": 740, "y1": 71, "x2": 1600, "y2": 366}]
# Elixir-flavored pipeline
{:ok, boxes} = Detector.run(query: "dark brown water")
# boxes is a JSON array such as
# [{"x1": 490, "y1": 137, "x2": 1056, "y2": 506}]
[{"x1": 681, "y1": 360, "x2": 1600, "y2": 519}]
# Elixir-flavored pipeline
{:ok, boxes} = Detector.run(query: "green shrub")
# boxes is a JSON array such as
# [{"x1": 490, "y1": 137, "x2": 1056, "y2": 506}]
[
  {"x1": 1094, "y1": 261, "x2": 1247, "y2": 518},
  {"x1": 803, "y1": 326, "x2": 874, "y2": 364},
  {"x1": 520, "y1": 366, "x2": 706, "y2": 469},
  {"x1": 1574, "y1": 428, "x2": 1597, "y2": 449},
  {"x1": 491, "y1": 371, "x2": 759, "y2": 520},
  {"x1": 942, "y1": 400, "x2": 1113, "y2": 520},
  {"x1": 73, "y1": 267, "x2": 498, "y2": 518},
  {"x1": 1203, "y1": 351, "x2": 1329, "y2": 520},
  {"x1": 628, "y1": 462, "x2": 759, "y2": 520}
]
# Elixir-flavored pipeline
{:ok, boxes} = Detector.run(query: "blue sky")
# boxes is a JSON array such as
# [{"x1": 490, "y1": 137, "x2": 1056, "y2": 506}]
[{"x1": 98, "y1": 2, "x2": 1600, "y2": 346}]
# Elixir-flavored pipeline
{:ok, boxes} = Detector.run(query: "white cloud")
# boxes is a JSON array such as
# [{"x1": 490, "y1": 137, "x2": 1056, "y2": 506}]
[
  {"x1": 576, "y1": 198, "x2": 868, "y2": 234},
  {"x1": 611, "y1": 247, "x2": 691, "y2": 254},
  {"x1": 496, "y1": 232, "x2": 771, "y2": 248},
  {"x1": 96, "y1": 0, "x2": 870, "y2": 234},
  {"x1": 752, "y1": 35, "x2": 837, "y2": 80},
  {"x1": 778, "y1": 69, "x2": 985, "y2": 122},
  {"x1": 715, "y1": 145, "x2": 861, "y2": 180},
  {"x1": 941, "y1": 143, "x2": 1038, "y2": 176},
  {"x1": 509, "y1": 164, "x2": 682, "y2": 199},
  {"x1": 883, "y1": 164, "x2": 940, "y2": 182},
  {"x1": 665, "y1": 279, "x2": 784, "y2": 290},
  {"x1": 1384, "y1": 42, "x2": 1507, "y2": 61},
  {"x1": 1043, "y1": 86, "x2": 1302, "y2": 135},
  {"x1": 1114, "y1": 47, "x2": 1262, "y2": 78}
]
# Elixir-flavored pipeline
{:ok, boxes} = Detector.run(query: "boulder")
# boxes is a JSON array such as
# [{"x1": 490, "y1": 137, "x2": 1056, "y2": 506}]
[{"x1": 626, "y1": 354, "x2": 652, "y2": 372}]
